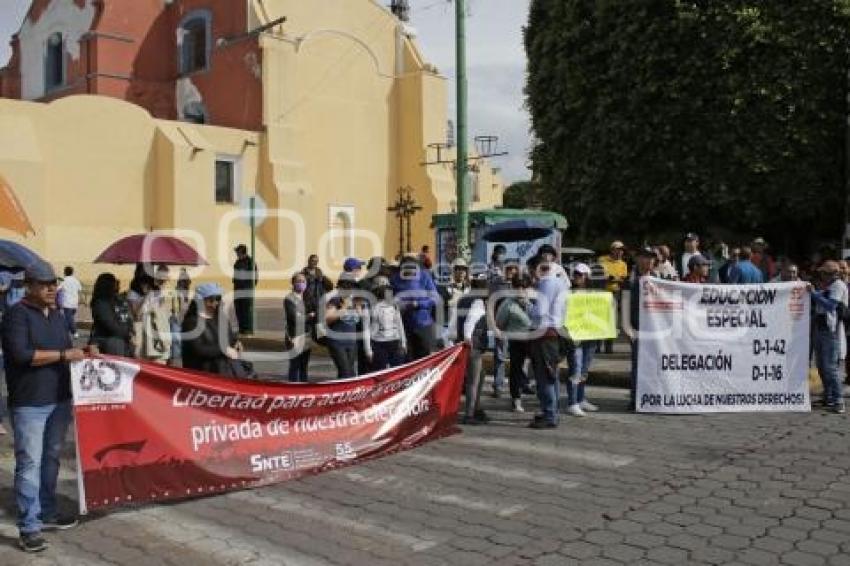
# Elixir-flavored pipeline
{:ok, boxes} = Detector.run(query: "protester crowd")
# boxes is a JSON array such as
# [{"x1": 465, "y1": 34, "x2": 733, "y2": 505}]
[{"x1": 0, "y1": 232, "x2": 848, "y2": 552}]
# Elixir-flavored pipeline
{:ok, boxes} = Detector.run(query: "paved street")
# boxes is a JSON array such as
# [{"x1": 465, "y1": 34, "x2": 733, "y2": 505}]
[{"x1": 1, "y1": 381, "x2": 849, "y2": 565}]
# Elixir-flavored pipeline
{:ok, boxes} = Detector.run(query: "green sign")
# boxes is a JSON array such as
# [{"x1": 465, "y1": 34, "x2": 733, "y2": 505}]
[{"x1": 564, "y1": 291, "x2": 617, "y2": 341}]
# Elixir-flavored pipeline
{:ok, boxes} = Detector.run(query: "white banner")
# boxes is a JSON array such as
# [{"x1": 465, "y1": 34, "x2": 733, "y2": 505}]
[{"x1": 637, "y1": 277, "x2": 810, "y2": 413}]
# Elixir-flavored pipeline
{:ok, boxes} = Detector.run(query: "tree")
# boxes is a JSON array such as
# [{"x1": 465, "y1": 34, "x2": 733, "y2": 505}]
[
  {"x1": 525, "y1": 0, "x2": 850, "y2": 254},
  {"x1": 503, "y1": 180, "x2": 542, "y2": 209}
]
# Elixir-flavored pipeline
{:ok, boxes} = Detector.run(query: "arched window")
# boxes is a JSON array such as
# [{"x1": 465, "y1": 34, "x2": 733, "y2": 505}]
[
  {"x1": 45, "y1": 32, "x2": 65, "y2": 91},
  {"x1": 179, "y1": 11, "x2": 211, "y2": 75},
  {"x1": 328, "y1": 206, "x2": 355, "y2": 260},
  {"x1": 335, "y1": 211, "x2": 353, "y2": 258}
]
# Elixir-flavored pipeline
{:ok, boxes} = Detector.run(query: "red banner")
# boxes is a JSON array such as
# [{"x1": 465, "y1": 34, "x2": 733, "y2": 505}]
[{"x1": 71, "y1": 345, "x2": 467, "y2": 513}]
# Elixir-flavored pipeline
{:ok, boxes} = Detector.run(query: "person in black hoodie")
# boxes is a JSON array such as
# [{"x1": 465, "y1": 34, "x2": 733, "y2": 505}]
[
  {"x1": 89, "y1": 273, "x2": 133, "y2": 356},
  {"x1": 181, "y1": 283, "x2": 243, "y2": 375}
]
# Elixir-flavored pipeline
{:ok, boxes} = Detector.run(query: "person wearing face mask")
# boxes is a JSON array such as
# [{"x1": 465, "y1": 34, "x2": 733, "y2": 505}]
[
  {"x1": 367, "y1": 276, "x2": 407, "y2": 370},
  {"x1": 325, "y1": 274, "x2": 367, "y2": 378},
  {"x1": 495, "y1": 273, "x2": 534, "y2": 412},
  {"x1": 284, "y1": 272, "x2": 315, "y2": 382}
]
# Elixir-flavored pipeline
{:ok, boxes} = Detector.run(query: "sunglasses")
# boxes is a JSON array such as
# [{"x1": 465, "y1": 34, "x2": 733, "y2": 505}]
[{"x1": 204, "y1": 295, "x2": 222, "y2": 302}]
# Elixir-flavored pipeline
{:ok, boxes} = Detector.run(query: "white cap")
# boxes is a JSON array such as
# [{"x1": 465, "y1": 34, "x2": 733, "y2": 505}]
[{"x1": 573, "y1": 263, "x2": 591, "y2": 276}]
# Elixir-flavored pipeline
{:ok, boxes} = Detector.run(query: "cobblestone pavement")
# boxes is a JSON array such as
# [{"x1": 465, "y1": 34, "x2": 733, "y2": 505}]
[{"x1": 1, "y1": 383, "x2": 849, "y2": 565}]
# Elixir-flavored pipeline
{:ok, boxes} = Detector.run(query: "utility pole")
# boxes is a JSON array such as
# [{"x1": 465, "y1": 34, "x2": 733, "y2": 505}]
[{"x1": 455, "y1": 0, "x2": 470, "y2": 260}]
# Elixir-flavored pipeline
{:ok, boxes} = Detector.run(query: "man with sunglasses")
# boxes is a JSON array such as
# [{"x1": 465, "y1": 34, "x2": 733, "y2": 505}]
[{"x1": 2, "y1": 262, "x2": 85, "y2": 552}]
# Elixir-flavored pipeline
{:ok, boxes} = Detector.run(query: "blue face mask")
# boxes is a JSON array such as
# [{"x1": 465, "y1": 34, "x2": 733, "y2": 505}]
[{"x1": 294, "y1": 281, "x2": 307, "y2": 293}]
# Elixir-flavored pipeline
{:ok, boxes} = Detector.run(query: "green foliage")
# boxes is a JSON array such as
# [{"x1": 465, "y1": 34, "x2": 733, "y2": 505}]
[
  {"x1": 503, "y1": 180, "x2": 542, "y2": 209},
  {"x1": 525, "y1": 0, "x2": 850, "y2": 251}
]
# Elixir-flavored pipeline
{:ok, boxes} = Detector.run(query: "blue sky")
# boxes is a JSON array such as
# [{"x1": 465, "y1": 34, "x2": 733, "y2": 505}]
[{"x1": 0, "y1": 0, "x2": 531, "y2": 181}]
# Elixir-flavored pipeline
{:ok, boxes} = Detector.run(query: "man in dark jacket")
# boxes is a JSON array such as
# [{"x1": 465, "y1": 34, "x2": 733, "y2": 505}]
[
  {"x1": 232, "y1": 244, "x2": 258, "y2": 334},
  {"x1": 3, "y1": 262, "x2": 85, "y2": 552},
  {"x1": 301, "y1": 254, "x2": 333, "y2": 304}
]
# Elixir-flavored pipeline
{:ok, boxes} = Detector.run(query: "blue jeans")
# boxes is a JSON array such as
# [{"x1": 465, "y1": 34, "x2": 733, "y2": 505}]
[
  {"x1": 11, "y1": 402, "x2": 73, "y2": 534},
  {"x1": 815, "y1": 327, "x2": 844, "y2": 406},
  {"x1": 530, "y1": 336, "x2": 561, "y2": 424},
  {"x1": 575, "y1": 341, "x2": 597, "y2": 378},
  {"x1": 492, "y1": 337, "x2": 507, "y2": 392},
  {"x1": 63, "y1": 308, "x2": 77, "y2": 335}
]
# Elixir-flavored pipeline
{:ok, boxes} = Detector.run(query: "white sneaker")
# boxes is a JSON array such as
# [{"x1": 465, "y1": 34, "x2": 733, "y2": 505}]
[
  {"x1": 580, "y1": 400, "x2": 599, "y2": 412},
  {"x1": 511, "y1": 399, "x2": 524, "y2": 413},
  {"x1": 567, "y1": 404, "x2": 586, "y2": 417}
]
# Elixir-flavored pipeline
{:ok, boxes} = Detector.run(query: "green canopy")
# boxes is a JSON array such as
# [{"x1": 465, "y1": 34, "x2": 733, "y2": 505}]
[{"x1": 432, "y1": 208, "x2": 568, "y2": 230}]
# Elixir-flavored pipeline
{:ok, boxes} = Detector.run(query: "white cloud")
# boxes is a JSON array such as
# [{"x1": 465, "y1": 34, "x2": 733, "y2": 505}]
[
  {"x1": 0, "y1": 0, "x2": 30, "y2": 66},
  {"x1": 411, "y1": 0, "x2": 532, "y2": 182}
]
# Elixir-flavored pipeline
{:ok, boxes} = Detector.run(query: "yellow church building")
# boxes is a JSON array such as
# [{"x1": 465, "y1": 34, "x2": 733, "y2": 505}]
[{"x1": 0, "y1": 0, "x2": 504, "y2": 286}]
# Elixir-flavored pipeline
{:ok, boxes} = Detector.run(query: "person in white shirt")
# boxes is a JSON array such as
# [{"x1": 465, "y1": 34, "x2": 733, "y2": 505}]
[
  {"x1": 678, "y1": 233, "x2": 701, "y2": 278},
  {"x1": 365, "y1": 276, "x2": 407, "y2": 370},
  {"x1": 59, "y1": 266, "x2": 82, "y2": 338},
  {"x1": 653, "y1": 245, "x2": 678, "y2": 280}
]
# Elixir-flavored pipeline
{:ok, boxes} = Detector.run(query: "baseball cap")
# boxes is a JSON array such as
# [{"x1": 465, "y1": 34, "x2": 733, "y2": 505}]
[
  {"x1": 637, "y1": 246, "x2": 657, "y2": 258},
  {"x1": 573, "y1": 263, "x2": 591, "y2": 276},
  {"x1": 343, "y1": 257, "x2": 364, "y2": 272},
  {"x1": 684, "y1": 232, "x2": 699, "y2": 241},
  {"x1": 195, "y1": 282, "x2": 223, "y2": 299},
  {"x1": 610, "y1": 240, "x2": 625, "y2": 250},
  {"x1": 752, "y1": 237, "x2": 767, "y2": 246},
  {"x1": 24, "y1": 261, "x2": 58, "y2": 283},
  {"x1": 451, "y1": 258, "x2": 469, "y2": 269},
  {"x1": 233, "y1": 244, "x2": 247, "y2": 253}
]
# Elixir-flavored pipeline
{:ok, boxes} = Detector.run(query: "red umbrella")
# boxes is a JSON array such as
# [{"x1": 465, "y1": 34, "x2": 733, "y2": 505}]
[{"x1": 94, "y1": 234, "x2": 208, "y2": 265}]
